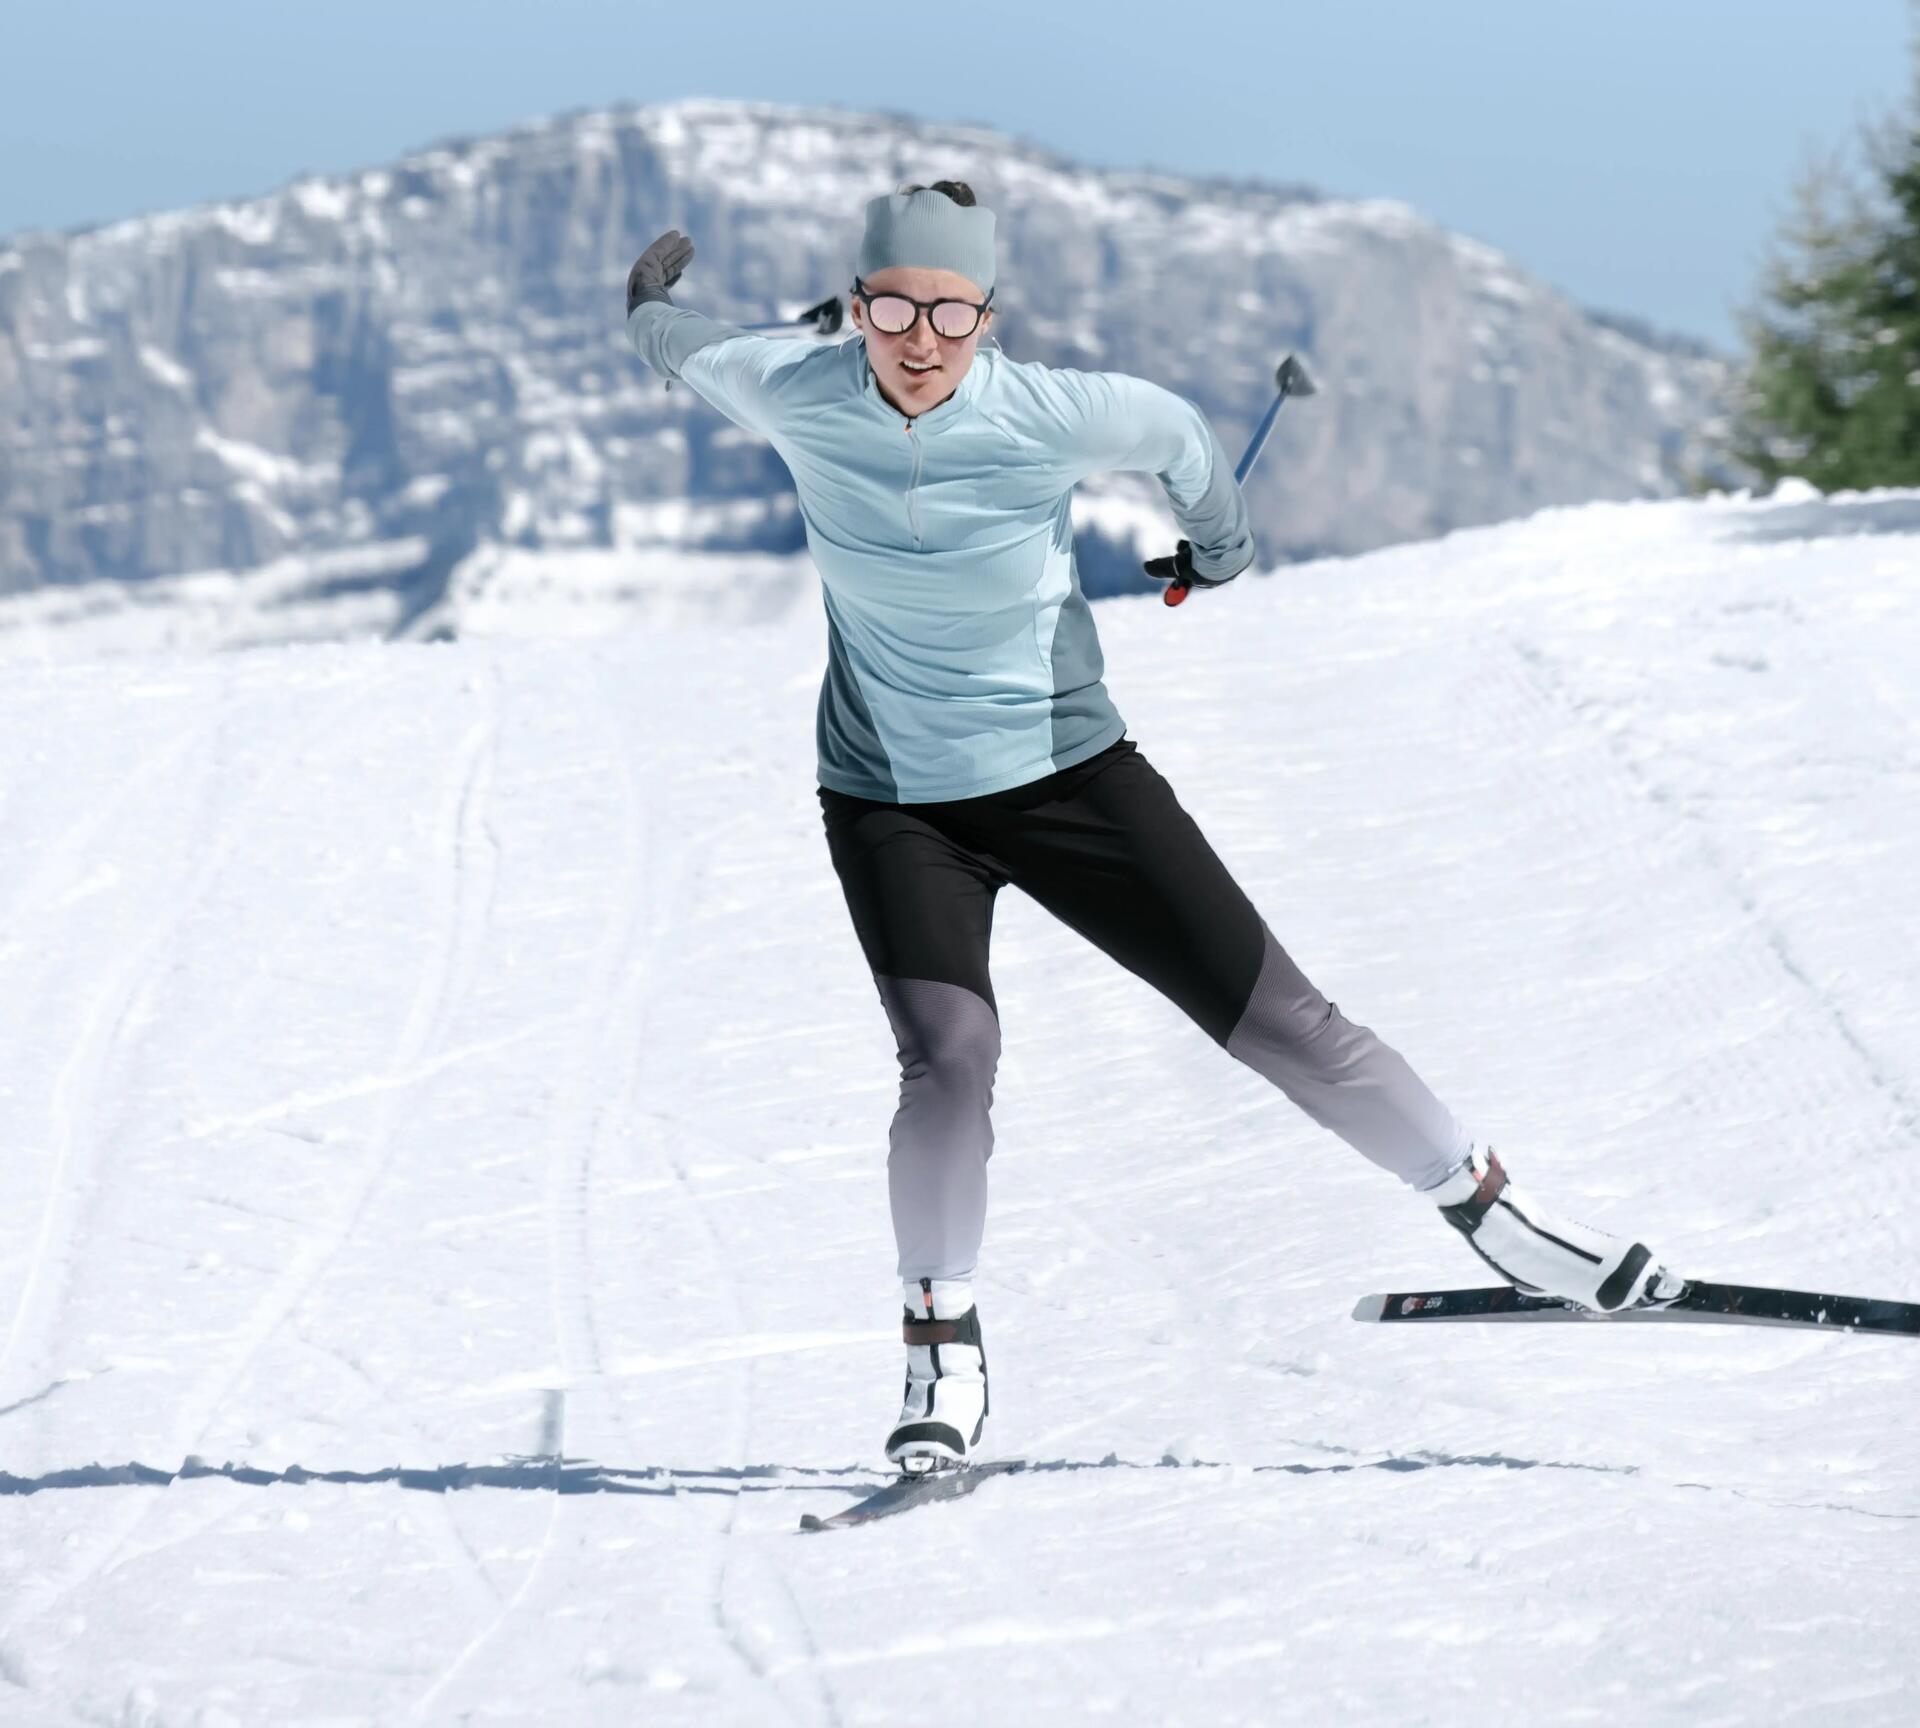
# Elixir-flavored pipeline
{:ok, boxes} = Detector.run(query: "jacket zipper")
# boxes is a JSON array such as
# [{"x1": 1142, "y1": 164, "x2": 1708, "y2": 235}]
[{"x1": 903, "y1": 419, "x2": 923, "y2": 548}]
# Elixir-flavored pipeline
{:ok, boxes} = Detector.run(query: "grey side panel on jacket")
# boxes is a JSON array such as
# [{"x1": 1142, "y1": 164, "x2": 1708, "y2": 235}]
[
  {"x1": 817, "y1": 596, "x2": 899, "y2": 800},
  {"x1": 1046, "y1": 558, "x2": 1116, "y2": 771}
]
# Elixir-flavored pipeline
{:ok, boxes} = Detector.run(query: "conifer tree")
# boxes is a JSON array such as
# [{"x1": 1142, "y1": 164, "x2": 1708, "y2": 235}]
[{"x1": 1732, "y1": 35, "x2": 1920, "y2": 489}]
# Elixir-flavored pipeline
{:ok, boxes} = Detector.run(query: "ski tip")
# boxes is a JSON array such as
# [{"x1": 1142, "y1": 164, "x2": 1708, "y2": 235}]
[
  {"x1": 1350, "y1": 1294, "x2": 1389, "y2": 1323},
  {"x1": 798, "y1": 1512, "x2": 830, "y2": 1533}
]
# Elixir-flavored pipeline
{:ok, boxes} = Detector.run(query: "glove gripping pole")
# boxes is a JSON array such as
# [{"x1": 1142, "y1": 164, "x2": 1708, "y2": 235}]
[{"x1": 1160, "y1": 353, "x2": 1317, "y2": 608}]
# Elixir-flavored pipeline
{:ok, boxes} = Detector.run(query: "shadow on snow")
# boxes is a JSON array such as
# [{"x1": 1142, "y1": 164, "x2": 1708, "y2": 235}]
[
  {"x1": 1721, "y1": 493, "x2": 1920, "y2": 544},
  {"x1": 0, "y1": 1449, "x2": 1633, "y2": 1499}
]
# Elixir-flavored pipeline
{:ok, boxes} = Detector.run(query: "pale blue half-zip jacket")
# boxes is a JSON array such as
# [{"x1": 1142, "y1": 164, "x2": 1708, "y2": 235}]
[{"x1": 626, "y1": 301, "x2": 1256, "y2": 803}]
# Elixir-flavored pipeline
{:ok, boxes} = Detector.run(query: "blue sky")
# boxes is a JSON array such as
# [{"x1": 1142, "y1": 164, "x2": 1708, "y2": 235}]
[{"x1": 3, "y1": 0, "x2": 1913, "y2": 349}]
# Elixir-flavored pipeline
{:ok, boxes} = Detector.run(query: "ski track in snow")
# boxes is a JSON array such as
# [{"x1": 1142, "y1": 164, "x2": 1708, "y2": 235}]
[
  {"x1": 395, "y1": 657, "x2": 848, "y2": 1726},
  {"x1": 1508, "y1": 622, "x2": 1906, "y2": 1119},
  {"x1": 0, "y1": 676, "x2": 304, "y2": 1645},
  {"x1": 0, "y1": 491, "x2": 1916, "y2": 1725},
  {"x1": 2, "y1": 668, "x2": 508, "y2": 1655},
  {"x1": 606, "y1": 744, "x2": 839, "y2": 1728},
  {"x1": 1499, "y1": 625, "x2": 1920, "y2": 1266},
  {"x1": 0, "y1": 701, "x2": 221, "y2": 1396}
]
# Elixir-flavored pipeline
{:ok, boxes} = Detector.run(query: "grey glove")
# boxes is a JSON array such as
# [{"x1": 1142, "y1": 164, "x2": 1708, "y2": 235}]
[{"x1": 627, "y1": 229, "x2": 694, "y2": 315}]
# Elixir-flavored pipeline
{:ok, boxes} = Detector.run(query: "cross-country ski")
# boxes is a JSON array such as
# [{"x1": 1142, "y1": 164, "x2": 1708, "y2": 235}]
[
  {"x1": 798, "y1": 1460, "x2": 1024, "y2": 1531},
  {"x1": 1354, "y1": 1281, "x2": 1920, "y2": 1335}
]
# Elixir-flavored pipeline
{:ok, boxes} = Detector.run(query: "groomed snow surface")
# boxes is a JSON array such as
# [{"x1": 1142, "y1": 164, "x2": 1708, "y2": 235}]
[{"x1": 2, "y1": 485, "x2": 1917, "y2": 1725}]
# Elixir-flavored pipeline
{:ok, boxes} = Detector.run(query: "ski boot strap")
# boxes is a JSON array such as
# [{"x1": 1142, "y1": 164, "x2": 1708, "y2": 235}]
[
  {"x1": 1438, "y1": 1147, "x2": 1509, "y2": 1234},
  {"x1": 902, "y1": 1306, "x2": 982, "y2": 1347}
]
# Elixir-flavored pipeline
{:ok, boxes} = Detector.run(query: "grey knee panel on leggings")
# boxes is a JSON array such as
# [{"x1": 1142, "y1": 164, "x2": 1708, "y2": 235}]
[
  {"x1": 1225, "y1": 922, "x2": 1470, "y2": 1192},
  {"x1": 876, "y1": 976, "x2": 1001, "y2": 1281}
]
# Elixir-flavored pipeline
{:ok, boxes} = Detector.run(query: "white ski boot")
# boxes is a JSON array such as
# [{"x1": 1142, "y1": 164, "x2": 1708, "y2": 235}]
[
  {"x1": 1430, "y1": 1146, "x2": 1683, "y2": 1313},
  {"x1": 885, "y1": 1276, "x2": 988, "y2": 1475}
]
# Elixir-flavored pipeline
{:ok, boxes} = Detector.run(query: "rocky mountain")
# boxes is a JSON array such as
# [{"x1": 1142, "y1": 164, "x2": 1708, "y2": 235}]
[{"x1": 0, "y1": 96, "x2": 1731, "y2": 629}]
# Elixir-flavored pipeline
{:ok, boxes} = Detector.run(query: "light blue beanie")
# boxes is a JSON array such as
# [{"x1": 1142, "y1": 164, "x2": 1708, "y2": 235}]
[{"x1": 856, "y1": 188, "x2": 996, "y2": 294}]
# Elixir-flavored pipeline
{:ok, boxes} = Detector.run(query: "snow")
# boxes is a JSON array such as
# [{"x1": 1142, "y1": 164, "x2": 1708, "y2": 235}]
[
  {"x1": 138, "y1": 344, "x2": 195, "y2": 394},
  {"x1": 211, "y1": 200, "x2": 279, "y2": 248},
  {"x1": 21, "y1": 337, "x2": 106, "y2": 364},
  {"x1": 193, "y1": 428, "x2": 337, "y2": 491},
  {"x1": 0, "y1": 487, "x2": 1917, "y2": 1724},
  {"x1": 290, "y1": 179, "x2": 353, "y2": 224},
  {"x1": 0, "y1": 541, "x2": 431, "y2": 658},
  {"x1": 399, "y1": 473, "x2": 453, "y2": 509}
]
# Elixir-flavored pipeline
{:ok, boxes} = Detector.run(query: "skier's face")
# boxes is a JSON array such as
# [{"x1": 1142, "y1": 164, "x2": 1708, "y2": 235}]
[{"x1": 852, "y1": 265, "x2": 995, "y2": 418}]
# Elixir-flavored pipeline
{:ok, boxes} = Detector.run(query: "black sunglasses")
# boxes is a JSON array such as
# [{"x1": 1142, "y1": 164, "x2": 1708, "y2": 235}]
[{"x1": 852, "y1": 277, "x2": 995, "y2": 340}]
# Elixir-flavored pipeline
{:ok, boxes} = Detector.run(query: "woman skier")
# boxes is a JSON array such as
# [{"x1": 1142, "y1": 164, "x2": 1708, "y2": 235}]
[{"x1": 624, "y1": 181, "x2": 1678, "y2": 1476}]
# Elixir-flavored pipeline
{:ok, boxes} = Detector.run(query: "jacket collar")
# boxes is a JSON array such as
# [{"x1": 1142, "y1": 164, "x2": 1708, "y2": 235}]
[{"x1": 857, "y1": 337, "x2": 986, "y2": 432}]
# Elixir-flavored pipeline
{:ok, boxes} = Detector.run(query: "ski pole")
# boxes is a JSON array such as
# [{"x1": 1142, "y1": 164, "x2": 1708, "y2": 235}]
[
  {"x1": 1159, "y1": 352, "x2": 1317, "y2": 607},
  {"x1": 737, "y1": 295, "x2": 845, "y2": 336}
]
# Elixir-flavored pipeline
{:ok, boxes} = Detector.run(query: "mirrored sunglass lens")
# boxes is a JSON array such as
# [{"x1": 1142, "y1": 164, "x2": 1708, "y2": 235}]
[
  {"x1": 870, "y1": 295, "x2": 917, "y2": 333},
  {"x1": 930, "y1": 301, "x2": 979, "y2": 339}
]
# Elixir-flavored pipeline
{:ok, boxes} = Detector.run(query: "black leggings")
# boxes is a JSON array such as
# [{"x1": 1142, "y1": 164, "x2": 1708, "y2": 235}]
[
  {"x1": 820, "y1": 738, "x2": 1265, "y2": 1041},
  {"x1": 818, "y1": 736, "x2": 1470, "y2": 1279}
]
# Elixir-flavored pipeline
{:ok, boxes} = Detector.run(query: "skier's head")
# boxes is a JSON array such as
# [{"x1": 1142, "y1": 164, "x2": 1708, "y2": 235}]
[{"x1": 851, "y1": 180, "x2": 996, "y2": 417}]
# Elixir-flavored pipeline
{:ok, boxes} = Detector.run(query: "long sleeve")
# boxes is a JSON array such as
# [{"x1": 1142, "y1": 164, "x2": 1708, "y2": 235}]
[
  {"x1": 624, "y1": 301, "x2": 809, "y2": 440},
  {"x1": 1052, "y1": 368, "x2": 1256, "y2": 581}
]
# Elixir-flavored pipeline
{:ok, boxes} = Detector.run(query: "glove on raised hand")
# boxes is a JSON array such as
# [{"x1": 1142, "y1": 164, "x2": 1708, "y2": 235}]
[{"x1": 627, "y1": 229, "x2": 695, "y2": 314}]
